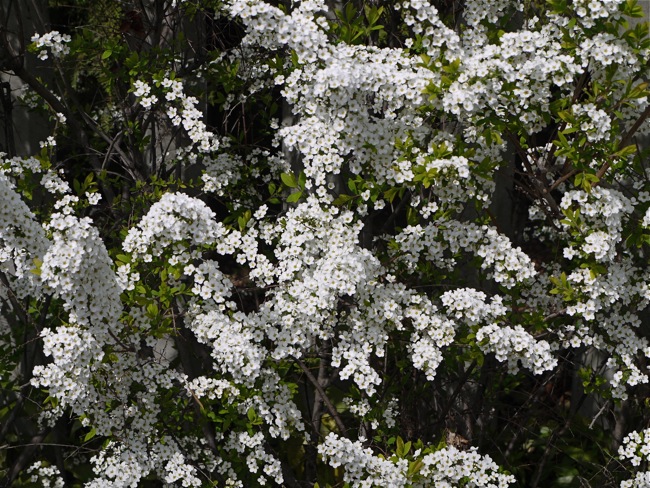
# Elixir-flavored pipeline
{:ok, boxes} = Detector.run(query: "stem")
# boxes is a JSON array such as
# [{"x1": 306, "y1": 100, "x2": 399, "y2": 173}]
[
  {"x1": 546, "y1": 169, "x2": 577, "y2": 194},
  {"x1": 2, "y1": 429, "x2": 49, "y2": 487},
  {"x1": 294, "y1": 356, "x2": 347, "y2": 436},
  {"x1": 530, "y1": 391, "x2": 588, "y2": 488},
  {"x1": 593, "y1": 103, "x2": 650, "y2": 184},
  {"x1": 505, "y1": 130, "x2": 561, "y2": 216}
]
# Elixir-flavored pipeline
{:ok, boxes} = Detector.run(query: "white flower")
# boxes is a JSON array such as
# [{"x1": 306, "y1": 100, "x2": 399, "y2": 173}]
[
  {"x1": 86, "y1": 192, "x2": 102, "y2": 205},
  {"x1": 132, "y1": 80, "x2": 151, "y2": 98},
  {"x1": 39, "y1": 136, "x2": 56, "y2": 148},
  {"x1": 31, "y1": 31, "x2": 71, "y2": 60}
]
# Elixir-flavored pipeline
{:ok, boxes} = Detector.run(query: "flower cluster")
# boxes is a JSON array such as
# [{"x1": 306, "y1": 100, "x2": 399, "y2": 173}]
[
  {"x1": 318, "y1": 433, "x2": 409, "y2": 486},
  {"x1": 26, "y1": 461, "x2": 64, "y2": 488},
  {"x1": 476, "y1": 324, "x2": 557, "y2": 374},
  {"x1": 201, "y1": 152, "x2": 244, "y2": 195},
  {"x1": 87, "y1": 436, "x2": 205, "y2": 488},
  {"x1": 620, "y1": 429, "x2": 650, "y2": 486},
  {"x1": 560, "y1": 187, "x2": 633, "y2": 263},
  {"x1": 406, "y1": 293, "x2": 457, "y2": 380},
  {"x1": 394, "y1": 220, "x2": 536, "y2": 288},
  {"x1": 575, "y1": 0, "x2": 625, "y2": 27},
  {"x1": 442, "y1": 17, "x2": 582, "y2": 132},
  {"x1": 132, "y1": 80, "x2": 158, "y2": 109},
  {"x1": 32, "y1": 204, "x2": 124, "y2": 420},
  {"x1": 416, "y1": 445, "x2": 515, "y2": 487},
  {"x1": 224, "y1": 431, "x2": 284, "y2": 485},
  {"x1": 570, "y1": 102, "x2": 612, "y2": 143},
  {"x1": 122, "y1": 192, "x2": 228, "y2": 262},
  {"x1": 318, "y1": 433, "x2": 515, "y2": 487},
  {"x1": 132, "y1": 78, "x2": 220, "y2": 153},
  {"x1": 441, "y1": 288, "x2": 506, "y2": 326},
  {"x1": 0, "y1": 173, "x2": 49, "y2": 298},
  {"x1": 31, "y1": 30, "x2": 71, "y2": 60}
]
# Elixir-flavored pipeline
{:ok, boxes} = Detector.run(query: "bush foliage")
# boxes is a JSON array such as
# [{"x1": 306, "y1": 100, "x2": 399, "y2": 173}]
[{"x1": 2, "y1": 0, "x2": 650, "y2": 486}]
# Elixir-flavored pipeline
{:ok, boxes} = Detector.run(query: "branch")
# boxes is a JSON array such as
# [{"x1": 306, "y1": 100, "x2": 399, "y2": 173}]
[
  {"x1": 3, "y1": 429, "x2": 49, "y2": 486},
  {"x1": 0, "y1": 272, "x2": 29, "y2": 328},
  {"x1": 294, "y1": 356, "x2": 347, "y2": 436},
  {"x1": 619, "y1": 103, "x2": 650, "y2": 150},
  {"x1": 530, "y1": 389, "x2": 589, "y2": 488},
  {"x1": 593, "y1": 103, "x2": 650, "y2": 183},
  {"x1": 0, "y1": 14, "x2": 123, "y2": 205},
  {"x1": 545, "y1": 169, "x2": 578, "y2": 195},
  {"x1": 310, "y1": 352, "x2": 328, "y2": 436},
  {"x1": 505, "y1": 130, "x2": 561, "y2": 217},
  {"x1": 380, "y1": 190, "x2": 411, "y2": 234}
]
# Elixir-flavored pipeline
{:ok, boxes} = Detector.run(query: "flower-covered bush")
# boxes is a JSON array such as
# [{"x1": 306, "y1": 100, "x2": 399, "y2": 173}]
[{"x1": 2, "y1": 0, "x2": 650, "y2": 486}]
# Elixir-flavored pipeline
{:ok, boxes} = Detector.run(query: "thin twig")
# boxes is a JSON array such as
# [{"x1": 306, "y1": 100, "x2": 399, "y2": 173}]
[
  {"x1": 294, "y1": 356, "x2": 347, "y2": 436},
  {"x1": 589, "y1": 400, "x2": 610, "y2": 430}
]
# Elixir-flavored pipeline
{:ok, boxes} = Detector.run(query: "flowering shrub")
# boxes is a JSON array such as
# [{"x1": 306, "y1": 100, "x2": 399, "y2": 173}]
[{"x1": 2, "y1": 0, "x2": 650, "y2": 486}]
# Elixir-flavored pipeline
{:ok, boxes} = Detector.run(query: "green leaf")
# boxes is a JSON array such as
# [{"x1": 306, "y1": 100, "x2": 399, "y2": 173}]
[
  {"x1": 384, "y1": 187, "x2": 400, "y2": 203},
  {"x1": 344, "y1": 2, "x2": 357, "y2": 22},
  {"x1": 574, "y1": 172, "x2": 584, "y2": 188},
  {"x1": 407, "y1": 459, "x2": 424, "y2": 477},
  {"x1": 442, "y1": 58, "x2": 461, "y2": 74},
  {"x1": 628, "y1": 82, "x2": 648, "y2": 99},
  {"x1": 333, "y1": 194, "x2": 353, "y2": 206},
  {"x1": 101, "y1": 50, "x2": 112, "y2": 60},
  {"x1": 396, "y1": 436, "x2": 405, "y2": 457},
  {"x1": 406, "y1": 207, "x2": 418, "y2": 226},
  {"x1": 614, "y1": 144, "x2": 637, "y2": 157},
  {"x1": 626, "y1": 0, "x2": 645, "y2": 17},
  {"x1": 557, "y1": 110, "x2": 573, "y2": 123},
  {"x1": 247, "y1": 407, "x2": 256, "y2": 422},
  {"x1": 30, "y1": 257, "x2": 42, "y2": 276},
  {"x1": 555, "y1": 130, "x2": 569, "y2": 147},
  {"x1": 287, "y1": 190, "x2": 303, "y2": 203},
  {"x1": 365, "y1": 5, "x2": 384, "y2": 25},
  {"x1": 281, "y1": 173, "x2": 297, "y2": 188},
  {"x1": 404, "y1": 441, "x2": 412, "y2": 456},
  {"x1": 238, "y1": 210, "x2": 252, "y2": 231},
  {"x1": 84, "y1": 427, "x2": 96, "y2": 442}
]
